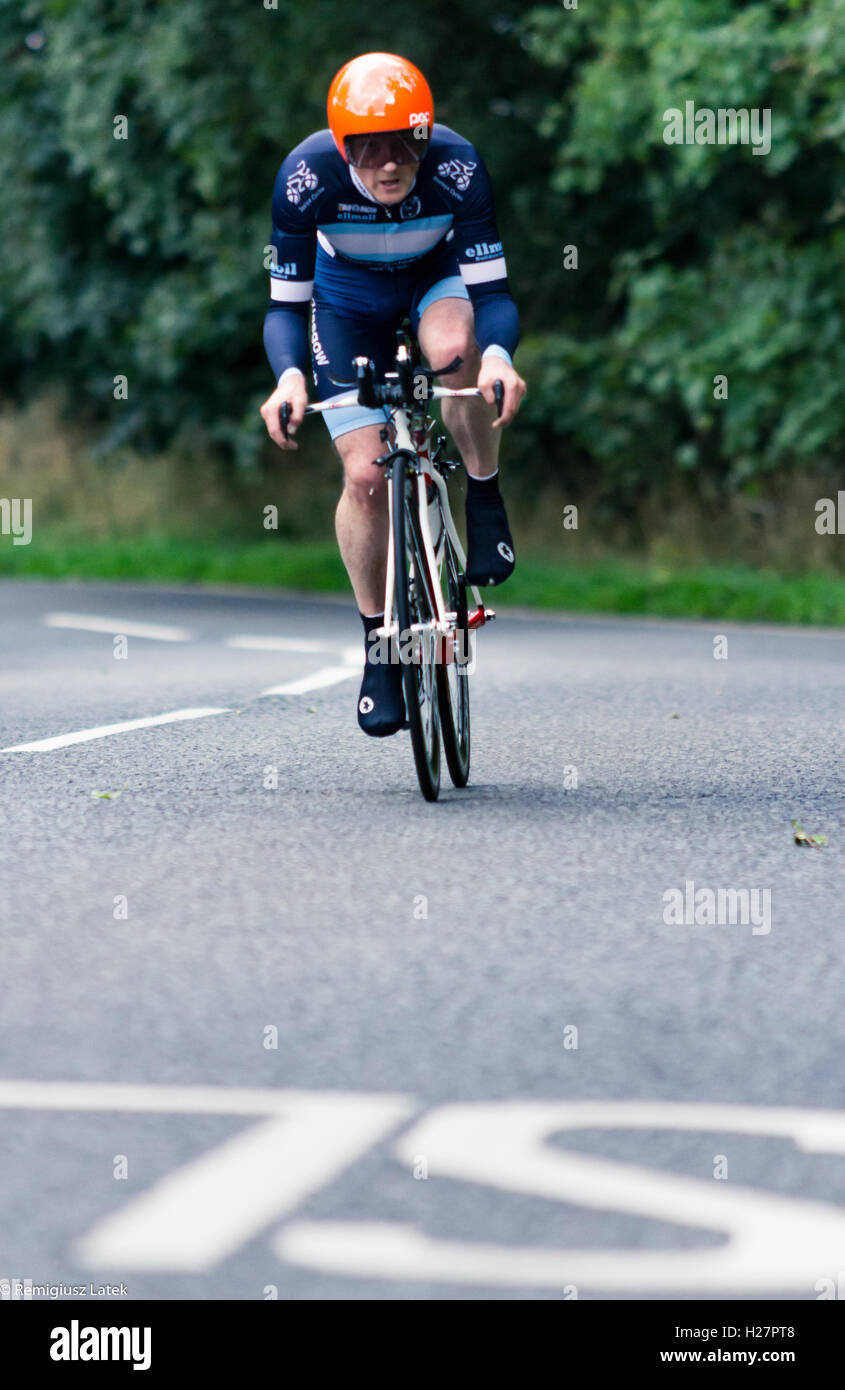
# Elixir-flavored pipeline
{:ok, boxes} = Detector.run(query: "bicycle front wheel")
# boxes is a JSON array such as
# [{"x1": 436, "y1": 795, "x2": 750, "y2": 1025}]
[
  {"x1": 392, "y1": 453, "x2": 441, "y2": 802},
  {"x1": 436, "y1": 530, "x2": 471, "y2": 787}
]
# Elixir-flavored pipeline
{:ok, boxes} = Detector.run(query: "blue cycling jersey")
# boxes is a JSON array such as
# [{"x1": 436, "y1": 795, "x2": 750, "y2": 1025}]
[{"x1": 263, "y1": 125, "x2": 519, "y2": 381}]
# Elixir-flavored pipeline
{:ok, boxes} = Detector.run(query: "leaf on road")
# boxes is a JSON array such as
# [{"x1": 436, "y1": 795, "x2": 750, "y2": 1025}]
[
  {"x1": 791, "y1": 820, "x2": 827, "y2": 847},
  {"x1": 91, "y1": 790, "x2": 122, "y2": 800}
]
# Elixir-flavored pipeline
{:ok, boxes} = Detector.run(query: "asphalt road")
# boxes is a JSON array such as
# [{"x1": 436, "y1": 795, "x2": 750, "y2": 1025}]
[{"x1": 1, "y1": 578, "x2": 844, "y2": 1301}]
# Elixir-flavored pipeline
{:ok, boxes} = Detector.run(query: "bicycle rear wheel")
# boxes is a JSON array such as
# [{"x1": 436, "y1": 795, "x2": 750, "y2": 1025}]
[
  {"x1": 436, "y1": 529, "x2": 471, "y2": 787},
  {"x1": 392, "y1": 453, "x2": 441, "y2": 802}
]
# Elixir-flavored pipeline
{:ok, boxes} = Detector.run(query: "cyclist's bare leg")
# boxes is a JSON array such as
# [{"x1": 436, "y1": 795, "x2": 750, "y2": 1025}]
[
  {"x1": 417, "y1": 298, "x2": 499, "y2": 479},
  {"x1": 334, "y1": 421, "x2": 406, "y2": 737},
  {"x1": 418, "y1": 297, "x2": 515, "y2": 586},
  {"x1": 334, "y1": 423, "x2": 391, "y2": 615}
]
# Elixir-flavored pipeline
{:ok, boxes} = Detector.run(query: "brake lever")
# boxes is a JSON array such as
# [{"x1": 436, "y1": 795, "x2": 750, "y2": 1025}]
[
  {"x1": 493, "y1": 380, "x2": 504, "y2": 419},
  {"x1": 279, "y1": 401, "x2": 291, "y2": 440}
]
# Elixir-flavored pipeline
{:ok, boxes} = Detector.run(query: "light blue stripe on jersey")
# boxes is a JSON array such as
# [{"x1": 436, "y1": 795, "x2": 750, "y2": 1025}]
[{"x1": 319, "y1": 215, "x2": 452, "y2": 263}]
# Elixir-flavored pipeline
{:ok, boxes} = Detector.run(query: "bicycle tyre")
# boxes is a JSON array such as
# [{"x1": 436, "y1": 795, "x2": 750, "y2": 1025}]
[
  {"x1": 436, "y1": 529, "x2": 471, "y2": 787},
  {"x1": 392, "y1": 453, "x2": 441, "y2": 802}
]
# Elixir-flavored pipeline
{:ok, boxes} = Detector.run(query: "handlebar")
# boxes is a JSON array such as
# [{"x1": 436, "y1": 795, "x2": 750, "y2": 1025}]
[{"x1": 279, "y1": 359, "x2": 505, "y2": 440}]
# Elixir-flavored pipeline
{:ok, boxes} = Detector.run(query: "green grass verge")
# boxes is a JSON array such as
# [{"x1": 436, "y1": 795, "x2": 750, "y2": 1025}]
[{"x1": 1, "y1": 532, "x2": 844, "y2": 625}]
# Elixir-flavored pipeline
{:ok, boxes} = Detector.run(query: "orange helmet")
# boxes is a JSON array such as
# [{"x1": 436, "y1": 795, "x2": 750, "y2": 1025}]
[{"x1": 327, "y1": 52, "x2": 434, "y2": 163}]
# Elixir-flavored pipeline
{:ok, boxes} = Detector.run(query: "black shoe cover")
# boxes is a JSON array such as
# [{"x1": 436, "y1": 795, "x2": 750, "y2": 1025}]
[
  {"x1": 357, "y1": 653, "x2": 406, "y2": 737},
  {"x1": 465, "y1": 493, "x2": 516, "y2": 586}
]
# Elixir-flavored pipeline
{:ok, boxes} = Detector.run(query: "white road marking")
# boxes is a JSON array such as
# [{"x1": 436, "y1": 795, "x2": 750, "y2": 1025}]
[
  {"x1": 277, "y1": 1099, "x2": 845, "y2": 1292},
  {"x1": 0, "y1": 1079, "x2": 339, "y2": 1115},
  {"x1": 44, "y1": 613, "x2": 193, "y2": 642},
  {"x1": 261, "y1": 664, "x2": 359, "y2": 696},
  {"x1": 1, "y1": 707, "x2": 229, "y2": 753},
  {"x1": 70, "y1": 1093, "x2": 411, "y2": 1271},
  {"x1": 5, "y1": 1083, "x2": 845, "y2": 1287}
]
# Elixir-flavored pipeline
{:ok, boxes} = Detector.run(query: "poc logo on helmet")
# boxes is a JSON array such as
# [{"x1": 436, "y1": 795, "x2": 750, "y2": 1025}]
[{"x1": 409, "y1": 111, "x2": 431, "y2": 125}]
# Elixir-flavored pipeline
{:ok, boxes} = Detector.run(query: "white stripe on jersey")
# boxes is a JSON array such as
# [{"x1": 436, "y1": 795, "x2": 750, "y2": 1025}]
[
  {"x1": 319, "y1": 224, "x2": 449, "y2": 261},
  {"x1": 458, "y1": 256, "x2": 508, "y2": 285},
  {"x1": 269, "y1": 278, "x2": 314, "y2": 302}
]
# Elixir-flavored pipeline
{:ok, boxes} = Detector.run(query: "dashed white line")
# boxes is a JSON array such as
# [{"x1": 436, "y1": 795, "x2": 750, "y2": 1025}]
[
  {"x1": 28, "y1": 617, "x2": 368, "y2": 734},
  {"x1": 261, "y1": 665, "x2": 359, "y2": 696},
  {"x1": 1, "y1": 707, "x2": 230, "y2": 753},
  {"x1": 44, "y1": 613, "x2": 193, "y2": 642}
]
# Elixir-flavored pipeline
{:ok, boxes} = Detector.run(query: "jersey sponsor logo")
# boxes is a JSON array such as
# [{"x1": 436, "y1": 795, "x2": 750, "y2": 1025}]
[
  {"x1": 336, "y1": 202, "x2": 378, "y2": 220},
  {"x1": 400, "y1": 195, "x2": 421, "y2": 220},
  {"x1": 437, "y1": 158, "x2": 477, "y2": 191},
  {"x1": 358, "y1": 696, "x2": 374, "y2": 714},
  {"x1": 464, "y1": 241, "x2": 502, "y2": 260},
  {"x1": 497, "y1": 542, "x2": 514, "y2": 563},
  {"x1": 286, "y1": 159, "x2": 319, "y2": 204},
  {"x1": 310, "y1": 307, "x2": 329, "y2": 367},
  {"x1": 269, "y1": 261, "x2": 298, "y2": 278}
]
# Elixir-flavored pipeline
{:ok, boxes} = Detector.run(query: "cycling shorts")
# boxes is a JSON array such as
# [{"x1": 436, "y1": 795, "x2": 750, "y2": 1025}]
[{"x1": 310, "y1": 238, "x2": 470, "y2": 440}]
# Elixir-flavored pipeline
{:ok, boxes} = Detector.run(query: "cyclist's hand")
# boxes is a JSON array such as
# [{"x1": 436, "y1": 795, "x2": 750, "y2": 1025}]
[
  {"x1": 260, "y1": 371, "x2": 309, "y2": 451},
  {"x1": 478, "y1": 358, "x2": 526, "y2": 430}
]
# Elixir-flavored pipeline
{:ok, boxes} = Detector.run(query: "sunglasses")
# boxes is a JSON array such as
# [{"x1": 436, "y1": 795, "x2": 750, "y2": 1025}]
[{"x1": 345, "y1": 128, "x2": 430, "y2": 169}]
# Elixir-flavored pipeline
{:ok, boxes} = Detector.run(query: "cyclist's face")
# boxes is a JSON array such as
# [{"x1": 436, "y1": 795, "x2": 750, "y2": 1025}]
[{"x1": 346, "y1": 129, "x2": 424, "y2": 204}]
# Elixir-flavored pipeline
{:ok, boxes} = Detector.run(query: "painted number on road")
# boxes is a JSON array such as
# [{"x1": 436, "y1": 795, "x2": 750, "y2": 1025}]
[{"x1": 3, "y1": 1083, "x2": 844, "y2": 1290}]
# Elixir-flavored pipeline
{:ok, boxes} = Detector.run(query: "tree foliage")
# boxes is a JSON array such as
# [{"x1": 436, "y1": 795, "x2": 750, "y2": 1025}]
[
  {"x1": 520, "y1": 0, "x2": 845, "y2": 498},
  {"x1": 2, "y1": 0, "x2": 844, "y2": 498}
]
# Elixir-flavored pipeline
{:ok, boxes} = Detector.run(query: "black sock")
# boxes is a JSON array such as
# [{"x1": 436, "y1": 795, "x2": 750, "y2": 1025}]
[
  {"x1": 465, "y1": 470, "x2": 503, "y2": 502},
  {"x1": 464, "y1": 472, "x2": 516, "y2": 586},
  {"x1": 360, "y1": 610, "x2": 383, "y2": 640},
  {"x1": 357, "y1": 611, "x2": 406, "y2": 737}
]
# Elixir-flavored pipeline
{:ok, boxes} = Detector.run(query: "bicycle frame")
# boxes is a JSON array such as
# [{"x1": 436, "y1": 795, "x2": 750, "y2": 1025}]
[
  {"x1": 297, "y1": 381, "x2": 495, "y2": 668},
  {"x1": 379, "y1": 408, "x2": 478, "y2": 670}
]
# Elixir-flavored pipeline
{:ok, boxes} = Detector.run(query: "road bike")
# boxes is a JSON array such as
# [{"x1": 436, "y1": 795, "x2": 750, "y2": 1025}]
[{"x1": 281, "y1": 332, "x2": 502, "y2": 801}]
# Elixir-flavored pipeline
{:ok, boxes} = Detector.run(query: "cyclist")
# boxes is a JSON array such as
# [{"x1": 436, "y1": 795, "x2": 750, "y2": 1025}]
[{"x1": 259, "y1": 52, "x2": 526, "y2": 737}]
